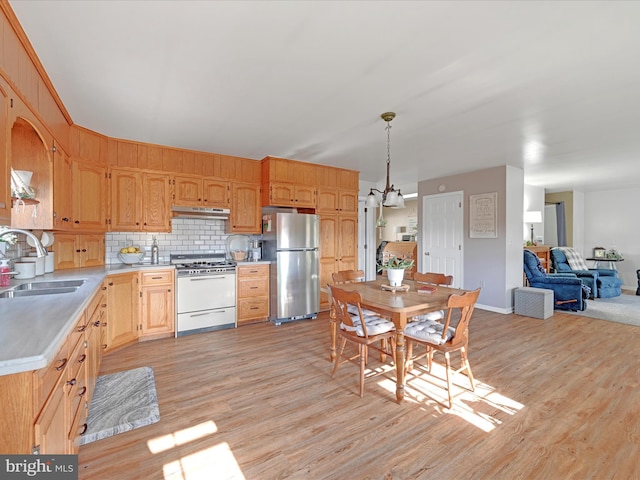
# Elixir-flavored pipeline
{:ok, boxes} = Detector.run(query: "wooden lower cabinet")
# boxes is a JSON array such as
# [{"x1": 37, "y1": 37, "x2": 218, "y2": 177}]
[
  {"x1": 105, "y1": 272, "x2": 139, "y2": 352},
  {"x1": 0, "y1": 287, "x2": 105, "y2": 455},
  {"x1": 237, "y1": 264, "x2": 269, "y2": 325},
  {"x1": 139, "y1": 269, "x2": 175, "y2": 339},
  {"x1": 54, "y1": 233, "x2": 105, "y2": 270}
]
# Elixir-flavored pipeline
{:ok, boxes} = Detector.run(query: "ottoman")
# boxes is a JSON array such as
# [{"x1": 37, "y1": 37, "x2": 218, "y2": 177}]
[{"x1": 514, "y1": 287, "x2": 554, "y2": 319}]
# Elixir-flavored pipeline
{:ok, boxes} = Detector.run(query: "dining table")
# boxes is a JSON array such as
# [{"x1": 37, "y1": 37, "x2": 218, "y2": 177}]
[{"x1": 328, "y1": 277, "x2": 466, "y2": 403}]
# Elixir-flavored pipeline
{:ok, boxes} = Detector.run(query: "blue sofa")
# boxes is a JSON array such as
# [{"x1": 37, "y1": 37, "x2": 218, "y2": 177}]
[
  {"x1": 523, "y1": 250, "x2": 589, "y2": 311},
  {"x1": 550, "y1": 248, "x2": 622, "y2": 298}
]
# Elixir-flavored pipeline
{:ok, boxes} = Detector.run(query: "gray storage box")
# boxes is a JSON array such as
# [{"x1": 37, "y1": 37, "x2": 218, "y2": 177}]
[{"x1": 514, "y1": 287, "x2": 553, "y2": 319}]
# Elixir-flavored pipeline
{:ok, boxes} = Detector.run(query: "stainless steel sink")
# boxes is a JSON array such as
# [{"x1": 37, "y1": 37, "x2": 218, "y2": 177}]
[
  {"x1": 0, "y1": 287, "x2": 79, "y2": 298},
  {"x1": 14, "y1": 280, "x2": 85, "y2": 290}
]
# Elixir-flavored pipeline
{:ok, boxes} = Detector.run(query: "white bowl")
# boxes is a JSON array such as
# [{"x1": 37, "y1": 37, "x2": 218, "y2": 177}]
[{"x1": 118, "y1": 252, "x2": 144, "y2": 265}]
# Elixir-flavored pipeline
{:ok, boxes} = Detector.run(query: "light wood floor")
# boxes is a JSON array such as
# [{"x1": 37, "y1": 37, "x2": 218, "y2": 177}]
[{"x1": 79, "y1": 308, "x2": 640, "y2": 480}]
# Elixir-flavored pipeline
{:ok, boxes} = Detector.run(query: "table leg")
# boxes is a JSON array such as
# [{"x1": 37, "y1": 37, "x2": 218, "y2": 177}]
[{"x1": 395, "y1": 330, "x2": 406, "y2": 402}]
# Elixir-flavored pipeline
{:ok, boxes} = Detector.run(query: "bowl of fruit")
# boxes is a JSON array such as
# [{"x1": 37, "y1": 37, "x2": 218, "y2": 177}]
[{"x1": 117, "y1": 246, "x2": 144, "y2": 264}]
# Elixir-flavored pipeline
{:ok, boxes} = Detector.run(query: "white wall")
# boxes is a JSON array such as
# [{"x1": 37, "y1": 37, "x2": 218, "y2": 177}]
[
  {"x1": 583, "y1": 186, "x2": 640, "y2": 290},
  {"x1": 524, "y1": 184, "x2": 545, "y2": 244}
]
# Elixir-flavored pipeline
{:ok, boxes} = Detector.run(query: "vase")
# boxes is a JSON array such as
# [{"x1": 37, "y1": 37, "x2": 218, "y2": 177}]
[{"x1": 387, "y1": 268, "x2": 405, "y2": 287}]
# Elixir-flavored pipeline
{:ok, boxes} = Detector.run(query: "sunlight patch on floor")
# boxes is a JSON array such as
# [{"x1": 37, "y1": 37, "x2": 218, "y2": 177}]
[
  {"x1": 148, "y1": 421, "x2": 218, "y2": 454},
  {"x1": 375, "y1": 362, "x2": 524, "y2": 432},
  {"x1": 163, "y1": 443, "x2": 245, "y2": 480}
]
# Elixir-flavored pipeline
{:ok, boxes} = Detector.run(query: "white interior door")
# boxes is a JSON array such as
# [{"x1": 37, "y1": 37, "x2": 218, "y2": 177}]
[{"x1": 421, "y1": 191, "x2": 463, "y2": 288}]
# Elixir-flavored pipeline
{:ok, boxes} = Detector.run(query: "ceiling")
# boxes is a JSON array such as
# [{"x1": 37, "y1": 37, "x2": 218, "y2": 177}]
[{"x1": 9, "y1": 1, "x2": 640, "y2": 194}]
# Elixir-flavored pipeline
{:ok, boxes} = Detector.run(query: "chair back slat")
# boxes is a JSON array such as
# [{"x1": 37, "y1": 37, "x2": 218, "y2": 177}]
[
  {"x1": 442, "y1": 288, "x2": 480, "y2": 346},
  {"x1": 332, "y1": 270, "x2": 365, "y2": 284},
  {"x1": 414, "y1": 271, "x2": 453, "y2": 287}
]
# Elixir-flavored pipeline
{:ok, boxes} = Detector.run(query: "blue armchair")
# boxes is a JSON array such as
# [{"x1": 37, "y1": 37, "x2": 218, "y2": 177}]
[
  {"x1": 550, "y1": 248, "x2": 622, "y2": 298},
  {"x1": 523, "y1": 250, "x2": 589, "y2": 311}
]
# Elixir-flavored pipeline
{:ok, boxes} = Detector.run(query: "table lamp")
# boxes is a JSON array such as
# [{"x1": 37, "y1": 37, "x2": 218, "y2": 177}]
[{"x1": 524, "y1": 211, "x2": 542, "y2": 244}]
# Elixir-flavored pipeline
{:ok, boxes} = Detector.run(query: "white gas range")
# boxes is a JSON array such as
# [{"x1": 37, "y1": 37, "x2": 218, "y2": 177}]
[{"x1": 171, "y1": 253, "x2": 236, "y2": 336}]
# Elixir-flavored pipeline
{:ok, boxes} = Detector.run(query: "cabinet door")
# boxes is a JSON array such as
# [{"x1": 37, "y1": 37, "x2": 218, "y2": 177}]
[
  {"x1": 53, "y1": 145, "x2": 73, "y2": 230},
  {"x1": 142, "y1": 173, "x2": 171, "y2": 232},
  {"x1": 173, "y1": 175, "x2": 202, "y2": 205},
  {"x1": 339, "y1": 191, "x2": 358, "y2": 214},
  {"x1": 230, "y1": 182, "x2": 261, "y2": 233},
  {"x1": 338, "y1": 215, "x2": 358, "y2": 271},
  {"x1": 140, "y1": 285, "x2": 174, "y2": 337},
  {"x1": 316, "y1": 189, "x2": 339, "y2": 214},
  {"x1": 73, "y1": 161, "x2": 107, "y2": 231},
  {"x1": 203, "y1": 178, "x2": 230, "y2": 208},
  {"x1": 33, "y1": 374, "x2": 68, "y2": 454},
  {"x1": 109, "y1": 169, "x2": 141, "y2": 231},
  {"x1": 294, "y1": 185, "x2": 316, "y2": 208},
  {"x1": 106, "y1": 273, "x2": 139, "y2": 352},
  {"x1": 268, "y1": 183, "x2": 295, "y2": 206},
  {"x1": 53, "y1": 234, "x2": 79, "y2": 270},
  {"x1": 80, "y1": 235, "x2": 104, "y2": 267},
  {"x1": 319, "y1": 215, "x2": 339, "y2": 310}
]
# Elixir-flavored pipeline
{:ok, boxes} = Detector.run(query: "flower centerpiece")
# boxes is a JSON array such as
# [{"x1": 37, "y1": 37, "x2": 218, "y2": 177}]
[{"x1": 379, "y1": 257, "x2": 414, "y2": 287}]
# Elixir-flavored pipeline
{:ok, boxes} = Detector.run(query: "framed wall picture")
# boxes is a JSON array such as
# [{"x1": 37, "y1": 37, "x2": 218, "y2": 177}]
[
  {"x1": 469, "y1": 192, "x2": 497, "y2": 238},
  {"x1": 593, "y1": 247, "x2": 606, "y2": 258}
]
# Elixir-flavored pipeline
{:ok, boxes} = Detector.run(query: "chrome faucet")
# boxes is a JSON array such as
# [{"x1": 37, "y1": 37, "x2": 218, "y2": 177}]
[{"x1": 0, "y1": 228, "x2": 48, "y2": 257}]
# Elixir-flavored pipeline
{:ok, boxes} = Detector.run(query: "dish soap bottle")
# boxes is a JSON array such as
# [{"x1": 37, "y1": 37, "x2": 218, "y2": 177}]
[
  {"x1": 0, "y1": 259, "x2": 11, "y2": 287},
  {"x1": 151, "y1": 237, "x2": 159, "y2": 264}
]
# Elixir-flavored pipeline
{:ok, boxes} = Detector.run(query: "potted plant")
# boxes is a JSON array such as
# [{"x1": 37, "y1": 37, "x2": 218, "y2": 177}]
[{"x1": 379, "y1": 257, "x2": 414, "y2": 287}]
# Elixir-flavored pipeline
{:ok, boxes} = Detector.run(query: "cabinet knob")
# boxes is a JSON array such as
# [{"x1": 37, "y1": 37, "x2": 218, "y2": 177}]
[
  {"x1": 67, "y1": 378, "x2": 76, "y2": 386},
  {"x1": 74, "y1": 220, "x2": 80, "y2": 224}
]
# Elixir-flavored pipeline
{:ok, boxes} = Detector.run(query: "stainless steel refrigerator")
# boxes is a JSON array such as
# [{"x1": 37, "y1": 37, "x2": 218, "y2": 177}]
[{"x1": 262, "y1": 210, "x2": 320, "y2": 325}]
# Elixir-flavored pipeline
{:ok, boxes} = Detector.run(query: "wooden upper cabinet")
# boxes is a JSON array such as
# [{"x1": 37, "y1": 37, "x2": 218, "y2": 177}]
[
  {"x1": 173, "y1": 175, "x2": 230, "y2": 209},
  {"x1": 316, "y1": 189, "x2": 339, "y2": 213},
  {"x1": 339, "y1": 190, "x2": 358, "y2": 214},
  {"x1": 53, "y1": 143, "x2": 73, "y2": 230},
  {"x1": 229, "y1": 182, "x2": 261, "y2": 233},
  {"x1": 142, "y1": 173, "x2": 171, "y2": 232},
  {"x1": 203, "y1": 178, "x2": 230, "y2": 208},
  {"x1": 109, "y1": 168, "x2": 169, "y2": 232},
  {"x1": 73, "y1": 160, "x2": 107, "y2": 231},
  {"x1": 261, "y1": 156, "x2": 317, "y2": 208},
  {"x1": 109, "y1": 168, "x2": 141, "y2": 231},
  {"x1": 173, "y1": 175, "x2": 202, "y2": 206},
  {"x1": 69, "y1": 126, "x2": 107, "y2": 164}
]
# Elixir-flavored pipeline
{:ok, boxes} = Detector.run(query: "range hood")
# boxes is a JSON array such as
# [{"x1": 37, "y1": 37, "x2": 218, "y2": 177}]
[{"x1": 171, "y1": 206, "x2": 230, "y2": 220}]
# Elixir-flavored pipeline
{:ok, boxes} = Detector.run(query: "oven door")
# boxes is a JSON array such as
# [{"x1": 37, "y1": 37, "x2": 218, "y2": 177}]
[
  {"x1": 177, "y1": 273, "x2": 236, "y2": 312},
  {"x1": 176, "y1": 273, "x2": 236, "y2": 335}
]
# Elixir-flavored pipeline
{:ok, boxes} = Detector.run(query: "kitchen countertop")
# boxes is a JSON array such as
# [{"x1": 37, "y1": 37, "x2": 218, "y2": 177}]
[{"x1": 0, "y1": 263, "x2": 175, "y2": 377}]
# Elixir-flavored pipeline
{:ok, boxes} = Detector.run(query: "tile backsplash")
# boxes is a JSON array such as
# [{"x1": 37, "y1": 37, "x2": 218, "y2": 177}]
[{"x1": 106, "y1": 218, "x2": 253, "y2": 264}]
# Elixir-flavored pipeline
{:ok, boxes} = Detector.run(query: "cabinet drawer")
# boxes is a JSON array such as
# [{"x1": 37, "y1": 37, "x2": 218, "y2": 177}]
[
  {"x1": 141, "y1": 270, "x2": 173, "y2": 285},
  {"x1": 238, "y1": 278, "x2": 268, "y2": 297},
  {"x1": 67, "y1": 336, "x2": 87, "y2": 385},
  {"x1": 237, "y1": 264, "x2": 269, "y2": 277},
  {"x1": 34, "y1": 339, "x2": 70, "y2": 412},
  {"x1": 68, "y1": 312, "x2": 88, "y2": 356},
  {"x1": 238, "y1": 297, "x2": 269, "y2": 319}
]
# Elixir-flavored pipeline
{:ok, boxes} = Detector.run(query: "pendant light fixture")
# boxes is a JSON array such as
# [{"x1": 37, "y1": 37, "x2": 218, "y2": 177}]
[{"x1": 366, "y1": 112, "x2": 405, "y2": 209}]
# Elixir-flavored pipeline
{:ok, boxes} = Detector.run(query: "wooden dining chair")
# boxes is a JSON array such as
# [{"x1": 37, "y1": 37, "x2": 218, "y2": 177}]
[
  {"x1": 410, "y1": 272, "x2": 454, "y2": 322},
  {"x1": 404, "y1": 288, "x2": 481, "y2": 408},
  {"x1": 328, "y1": 285, "x2": 396, "y2": 397}
]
